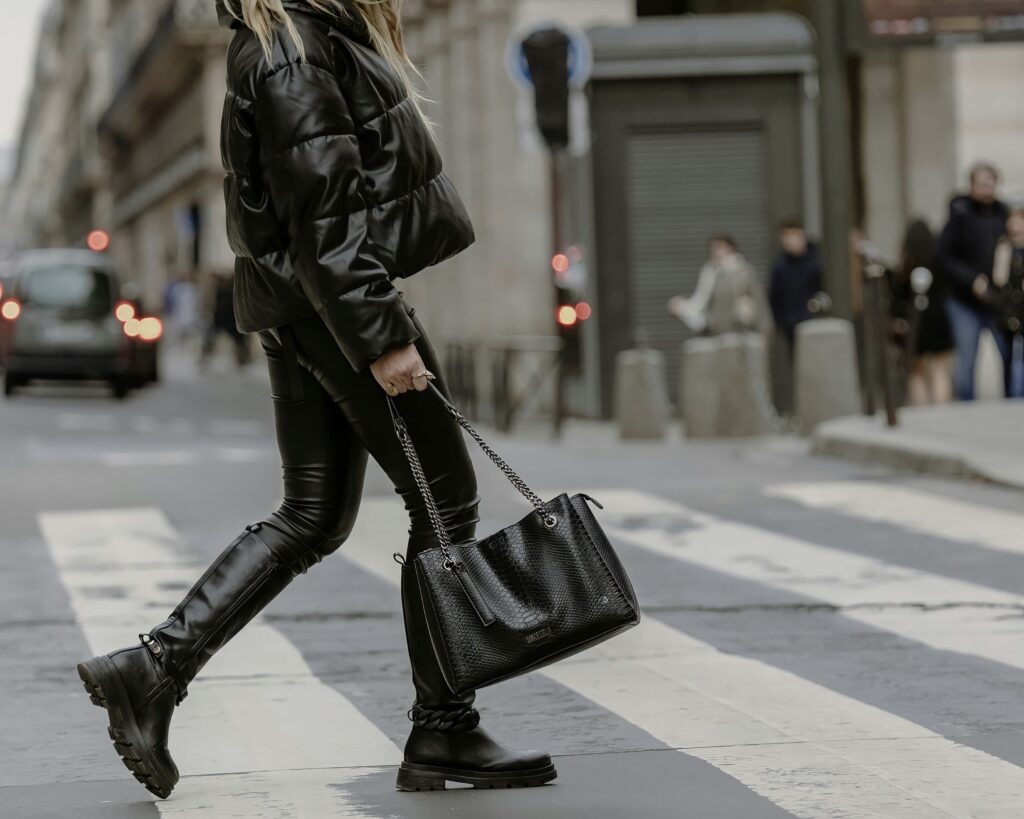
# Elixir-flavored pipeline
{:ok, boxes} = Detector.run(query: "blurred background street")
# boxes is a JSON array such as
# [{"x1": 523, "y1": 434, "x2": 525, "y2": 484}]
[{"x1": 2, "y1": 1, "x2": 1024, "y2": 817}]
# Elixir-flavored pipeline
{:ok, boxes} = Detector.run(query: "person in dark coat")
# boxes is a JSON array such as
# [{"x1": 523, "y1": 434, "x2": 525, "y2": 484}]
[
  {"x1": 75, "y1": 0, "x2": 554, "y2": 801},
  {"x1": 991, "y1": 209, "x2": 1024, "y2": 398},
  {"x1": 199, "y1": 270, "x2": 251, "y2": 368},
  {"x1": 889, "y1": 220, "x2": 954, "y2": 404},
  {"x1": 768, "y1": 221, "x2": 823, "y2": 357},
  {"x1": 936, "y1": 162, "x2": 1011, "y2": 400}
]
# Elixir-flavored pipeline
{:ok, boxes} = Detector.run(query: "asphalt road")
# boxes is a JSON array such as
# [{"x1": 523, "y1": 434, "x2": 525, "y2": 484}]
[{"x1": 2, "y1": 348, "x2": 1023, "y2": 818}]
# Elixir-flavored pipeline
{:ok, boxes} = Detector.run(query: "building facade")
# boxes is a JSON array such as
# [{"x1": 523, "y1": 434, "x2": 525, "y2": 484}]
[
  {"x1": 9, "y1": 1, "x2": 1024, "y2": 417},
  {"x1": 7, "y1": 0, "x2": 633, "y2": 416},
  {"x1": 7, "y1": 0, "x2": 113, "y2": 251},
  {"x1": 99, "y1": 0, "x2": 232, "y2": 310}
]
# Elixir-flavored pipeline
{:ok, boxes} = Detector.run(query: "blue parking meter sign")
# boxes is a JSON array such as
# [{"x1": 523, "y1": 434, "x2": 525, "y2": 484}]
[{"x1": 506, "y1": 21, "x2": 593, "y2": 91}]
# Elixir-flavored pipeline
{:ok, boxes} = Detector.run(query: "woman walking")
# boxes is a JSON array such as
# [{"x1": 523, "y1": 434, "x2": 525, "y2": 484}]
[
  {"x1": 891, "y1": 220, "x2": 955, "y2": 405},
  {"x1": 76, "y1": 0, "x2": 554, "y2": 799}
]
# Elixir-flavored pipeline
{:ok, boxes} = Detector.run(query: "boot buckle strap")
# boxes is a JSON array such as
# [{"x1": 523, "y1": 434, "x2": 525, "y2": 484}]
[{"x1": 140, "y1": 634, "x2": 189, "y2": 705}]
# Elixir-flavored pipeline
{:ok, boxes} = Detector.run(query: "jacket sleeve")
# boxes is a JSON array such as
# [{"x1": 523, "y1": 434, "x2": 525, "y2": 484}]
[
  {"x1": 253, "y1": 58, "x2": 420, "y2": 372},
  {"x1": 937, "y1": 210, "x2": 980, "y2": 294}
]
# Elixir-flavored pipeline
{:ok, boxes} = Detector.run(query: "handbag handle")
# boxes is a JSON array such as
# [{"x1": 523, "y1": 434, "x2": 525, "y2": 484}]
[{"x1": 387, "y1": 381, "x2": 557, "y2": 569}]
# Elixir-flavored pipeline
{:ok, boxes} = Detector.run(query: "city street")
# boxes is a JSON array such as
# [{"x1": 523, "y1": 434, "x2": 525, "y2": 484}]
[{"x1": 2, "y1": 353, "x2": 1023, "y2": 818}]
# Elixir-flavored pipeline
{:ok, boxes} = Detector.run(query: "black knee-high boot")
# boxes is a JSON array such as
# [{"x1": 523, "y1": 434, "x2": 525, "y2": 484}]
[
  {"x1": 396, "y1": 553, "x2": 557, "y2": 791},
  {"x1": 77, "y1": 521, "x2": 317, "y2": 799}
]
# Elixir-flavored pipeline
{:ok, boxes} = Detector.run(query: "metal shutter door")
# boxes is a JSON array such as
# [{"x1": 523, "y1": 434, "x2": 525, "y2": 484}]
[{"x1": 626, "y1": 128, "x2": 770, "y2": 408}]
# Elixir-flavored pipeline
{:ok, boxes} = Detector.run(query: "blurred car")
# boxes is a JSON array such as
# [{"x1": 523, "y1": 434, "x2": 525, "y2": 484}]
[
  {"x1": 0, "y1": 271, "x2": 11, "y2": 366},
  {"x1": 0, "y1": 249, "x2": 162, "y2": 399}
]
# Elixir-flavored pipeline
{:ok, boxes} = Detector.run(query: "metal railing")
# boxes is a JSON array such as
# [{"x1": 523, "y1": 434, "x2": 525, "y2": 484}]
[{"x1": 444, "y1": 336, "x2": 563, "y2": 432}]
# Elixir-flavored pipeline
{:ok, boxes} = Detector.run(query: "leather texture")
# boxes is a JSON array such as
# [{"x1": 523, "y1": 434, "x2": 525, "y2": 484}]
[
  {"x1": 105, "y1": 645, "x2": 180, "y2": 775},
  {"x1": 402, "y1": 525, "x2": 554, "y2": 780},
  {"x1": 263, "y1": 303, "x2": 482, "y2": 545},
  {"x1": 215, "y1": 0, "x2": 475, "y2": 371},
  {"x1": 81, "y1": 304, "x2": 488, "y2": 797},
  {"x1": 416, "y1": 493, "x2": 641, "y2": 696},
  {"x1": 401, "y1": 558, "x2": 477, "y2": 718},
  {"x1": 389, "y1": 386, "x2": 641, "y2": 696},
  {"x1": 146, "y1": 523, "x2": 302, "y2": 701},
  {"x1": 403, "y1": 725, "x2": 552, "y2": 773}
]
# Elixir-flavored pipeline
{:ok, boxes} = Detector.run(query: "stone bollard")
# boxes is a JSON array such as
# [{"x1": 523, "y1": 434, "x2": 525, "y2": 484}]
[
  {"x1": 717, "y1": 333, "x2": 776, "y2": 437},
  {"x1": 680, "y1": 337, "x2": 722, "y2": 439},
  {"x1": 615, "y1": 348, "x2": 671, "y2": 440},
  {"x1": 795, "y1": 318, "x2": 861, "y2": 433}
]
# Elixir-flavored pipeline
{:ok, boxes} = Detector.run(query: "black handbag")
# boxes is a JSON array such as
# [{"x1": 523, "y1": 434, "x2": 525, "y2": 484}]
[{"x1": 387, "y1": 382, "x2": 641, "y2": 697}]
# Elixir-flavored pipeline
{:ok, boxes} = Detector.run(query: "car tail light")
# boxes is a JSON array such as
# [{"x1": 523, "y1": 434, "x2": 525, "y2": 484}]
[
  {"x1": 557, "y1": 305, "x2": 578, "y2": 327},
  {"x1": 1, "y1": 299, "x2": 21, "y2": 321},
  {"x1": 138, "y1": 317, "x2": 163, "y2": 342},
  {"x1": 115, "y1": 301, "x2": 135, "y2": 322},
  {"x1": 124, "y1": 316, "x2": 163, "y2": 342}
]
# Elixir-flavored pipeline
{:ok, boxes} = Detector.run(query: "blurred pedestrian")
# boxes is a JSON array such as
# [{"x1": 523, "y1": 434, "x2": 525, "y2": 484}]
[
  {"x1": 991, "y1": 209, "x2": 1024, "y2": 397},
  {"x1": 889, "y1": 220, "x2": 954, "y2": 405},
  {"x1": 668, "y1": 235, "x2": 771, "y2": 336},
  {"x1": 76, "y1": 0, "x2": 553, "y2": 802},
  {"x1": 199, "y1": 270, "x2": 251, "y2": 369},
  {"x1": 936, "y1": 162, "x2": 1011, "y2": 400},
  {"x1": 768, "y1": 221, "x2": 824, "y2": 362},
  {"x1": 163, "y1": 270, "x2": 202, "y2": 346}
]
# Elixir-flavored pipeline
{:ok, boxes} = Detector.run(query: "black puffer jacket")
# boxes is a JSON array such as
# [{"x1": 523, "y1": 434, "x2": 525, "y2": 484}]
[{"x1": 215, "y1": 0, "x2": 475, "y2": 371}]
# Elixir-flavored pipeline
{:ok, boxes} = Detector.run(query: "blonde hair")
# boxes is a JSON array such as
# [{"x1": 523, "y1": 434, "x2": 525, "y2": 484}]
[{"x1": 223, "y1": 0, "x2": 433, "y2": 129}]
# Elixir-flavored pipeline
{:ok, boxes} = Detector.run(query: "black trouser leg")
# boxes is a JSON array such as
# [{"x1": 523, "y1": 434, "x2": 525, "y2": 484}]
[
  {"x1": 79, "y1": 325, "x2": 371, "y2": 799},
  {"x1": 400, "y1": 521, "x2": 478, "y2": 729},
  {"x1": 286, "y1": 304, "x2": 483, "y2": 717},
  {"x1": 148, "y1": 326, "x2": 371, "y2": 691},
  {"x1": 279, "y1": 305, "x2": 553, "y2": 788}
]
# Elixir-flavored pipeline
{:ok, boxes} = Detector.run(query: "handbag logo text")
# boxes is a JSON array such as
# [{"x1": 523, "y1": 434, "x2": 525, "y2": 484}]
[{"x1": 525, "y1": 626, "x2": 554, "y2": 645}]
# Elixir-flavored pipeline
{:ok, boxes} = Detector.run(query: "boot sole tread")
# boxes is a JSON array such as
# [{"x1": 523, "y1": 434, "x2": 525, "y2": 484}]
[
  {"x1": 396, "y1": 761, "x2": 557, "y2": 791},
  {"x1": 77, "y1": 657, "x2": 177, "y2": 800}
]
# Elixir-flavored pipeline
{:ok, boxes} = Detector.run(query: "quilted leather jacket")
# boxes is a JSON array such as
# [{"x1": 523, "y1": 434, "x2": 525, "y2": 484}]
[{"x1": 215, "y1": 0, "x2": 475, "y2": 371}]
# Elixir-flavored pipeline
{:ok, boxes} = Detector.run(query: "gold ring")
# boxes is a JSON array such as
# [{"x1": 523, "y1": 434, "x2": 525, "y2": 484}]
[{"x1": 385, "y1": 382, "x2": 399, "y2": 396}]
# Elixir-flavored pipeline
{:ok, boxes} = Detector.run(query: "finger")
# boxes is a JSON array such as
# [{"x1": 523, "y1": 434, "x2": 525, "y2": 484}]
[{"x1": 412, "y1": 374, "x2": 429, "y2": 392}]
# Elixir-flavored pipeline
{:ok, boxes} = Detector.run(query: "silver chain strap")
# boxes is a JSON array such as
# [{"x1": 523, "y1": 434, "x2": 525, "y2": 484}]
[{"x1": 387, "y1": 383, "x2": 557, "y2": 570}]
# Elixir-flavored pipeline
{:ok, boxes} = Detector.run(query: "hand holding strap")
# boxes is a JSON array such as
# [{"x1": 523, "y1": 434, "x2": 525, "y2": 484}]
[{"x1": 386, "y1": 382, "x2": 557, "y2": 571}]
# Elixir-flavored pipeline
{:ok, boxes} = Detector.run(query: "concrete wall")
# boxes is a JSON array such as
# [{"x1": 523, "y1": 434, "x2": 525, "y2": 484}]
[
  {"x1": 860, "y1": 48, "x2": 959, "y2": 261},
  {"x1": 954, "y1": 44, "x2": 1024, "y2": 206},
  {"x1": 399, "y1": 0, "x2": 633, "y2": 346}
]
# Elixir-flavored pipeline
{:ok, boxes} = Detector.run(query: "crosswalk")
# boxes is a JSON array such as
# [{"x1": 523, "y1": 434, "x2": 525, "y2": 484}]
[
  {"x1": 39, "y1": 508, "x2": 399, "y2": 817},
  {"x1": 30, "y1": 481, "x2": 1024, "y2": 818}
]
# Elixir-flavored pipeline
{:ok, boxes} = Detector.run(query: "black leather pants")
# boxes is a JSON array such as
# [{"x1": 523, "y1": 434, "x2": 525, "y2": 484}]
[
  {"x1": 256, "y1": 298, "x2": 481, "y2": 563},
  {"x1": 148, "y1": 298, "x2": 481, "y2": 712}
]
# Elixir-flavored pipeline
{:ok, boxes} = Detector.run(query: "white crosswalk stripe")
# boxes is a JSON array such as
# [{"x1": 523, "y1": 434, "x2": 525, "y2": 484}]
[
  {"x1": 346, "y1": 495, "x2": 1024, "y2": 819},
  {"x1": 35, "y1": 487, "x2": 1024, "y2": 818},
  {"x1": 585, "y1": 488, "x2": 1024, "y2": 673},
  {"x1": 767, "y1": 481, "x2": 1024, "y2": 558},
  {"x1": 38, "y1": 508, "x2": 400, "y2": 818}
]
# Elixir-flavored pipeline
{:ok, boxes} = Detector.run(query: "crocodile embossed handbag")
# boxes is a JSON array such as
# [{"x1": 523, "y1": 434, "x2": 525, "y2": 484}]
[{"x1": 387, "y1": 382, "x2": 641, "y2": 697}]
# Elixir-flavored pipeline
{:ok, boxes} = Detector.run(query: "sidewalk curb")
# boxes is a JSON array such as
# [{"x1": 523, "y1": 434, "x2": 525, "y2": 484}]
[{"x1": 812, "y1": 412, "x2": 1024, "y2": 492}]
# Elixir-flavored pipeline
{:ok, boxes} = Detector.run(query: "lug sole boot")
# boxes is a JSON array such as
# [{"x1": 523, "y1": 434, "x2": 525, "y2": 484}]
[
  {"x1": 77, "y1": 521, "x2": 310, "y2": 799},
  {"x1": 78, "y1": 644, "x2": 179, "y2": 799},
  {"x1": 394, "y1": 557, "x2": 556, "y2": 791}
]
